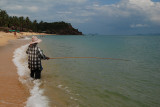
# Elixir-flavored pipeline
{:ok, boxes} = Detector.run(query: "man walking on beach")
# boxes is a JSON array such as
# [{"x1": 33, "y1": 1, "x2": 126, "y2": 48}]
[{"x1": 26, "y1": 36, "x2": 49, "y2": 79}]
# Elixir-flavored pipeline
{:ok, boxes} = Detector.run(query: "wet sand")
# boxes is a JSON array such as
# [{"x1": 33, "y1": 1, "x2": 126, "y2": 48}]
[
  {"x1": 0, "y1": 31, "x2": 52, "y2": 106},
  {"x1": 0, "y1": 40, "x2": 29, "y2": 106}
]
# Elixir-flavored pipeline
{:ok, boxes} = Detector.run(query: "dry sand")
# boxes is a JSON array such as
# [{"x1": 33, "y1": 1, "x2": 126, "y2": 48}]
[{"x1": 0, "y1": 31, "x2": 47, "y2": 46}]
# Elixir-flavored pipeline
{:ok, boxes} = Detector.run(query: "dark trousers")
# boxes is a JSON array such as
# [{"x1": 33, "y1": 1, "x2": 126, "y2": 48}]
[{"x1": 30, "y1": 69, "x2": 42, "y2": 79}]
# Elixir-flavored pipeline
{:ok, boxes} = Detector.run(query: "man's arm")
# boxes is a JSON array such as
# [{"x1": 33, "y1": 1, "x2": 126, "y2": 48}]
[
  {"x1": 26, "y1": 47, "x2": 29, "y2": 54},
  {"x1": 26, "y1": 45, "x2": 32, "y2": 54},
  {"x1": 37, "y1": 47, "x2": 49, "y2": 60}
]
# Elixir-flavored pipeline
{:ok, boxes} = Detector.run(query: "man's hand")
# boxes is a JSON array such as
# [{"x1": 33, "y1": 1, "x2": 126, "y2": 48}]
[{"x1": 46, "y1": 57, "x2": 50, "y2": 60}]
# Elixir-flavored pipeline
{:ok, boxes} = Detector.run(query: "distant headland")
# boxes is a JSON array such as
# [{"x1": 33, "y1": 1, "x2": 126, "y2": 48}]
[{"x1": 0, "y1": 9, "x2": 83, "y2": 35}]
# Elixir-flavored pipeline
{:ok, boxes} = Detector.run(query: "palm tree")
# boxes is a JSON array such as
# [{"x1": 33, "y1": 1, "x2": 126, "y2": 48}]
[
  {"x1": 32, "y1": 20, "x2": 38, "y2": 32},
  {"x1": 25, "y1": 17, "x2": 31, "y2": 31},
  {"x1": 0, "y1": 9, "x2": 9, "y2": 27},
  {"x1": 19, "y1": 16, "x2": 25, "y2": 31}
]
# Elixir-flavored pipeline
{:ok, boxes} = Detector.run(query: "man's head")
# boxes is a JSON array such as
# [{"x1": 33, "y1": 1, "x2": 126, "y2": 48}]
[{"x1": 30, "y1": 36, "x2": 42, "y2": 44}]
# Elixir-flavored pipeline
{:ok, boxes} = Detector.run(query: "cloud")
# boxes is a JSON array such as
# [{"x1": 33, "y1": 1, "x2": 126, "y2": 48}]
[
  {"x1": 5, "y1": 5, "x2": 23, "y2": 10},
  {"x1": 0, "y1": 0, "x2": 160, "y2": 34},
  {"x1": 27, "y1": 6, "x2": 39, "y2": 12},
  {"x1": 130, "y1": 24, "x2": 149, "y2": 28},
  {"x1": 64, "y1": 0, "x2": 87, "y2": 3},
  {"x1": 57, "y1": 11, "x2": 72, "y2": 14},
  {"x1": 2, "y1": 0, "x2": 159, "y2": 24},
  {"x1": 78, "y1": 0, "x2": 160, "y2": 34},
  {"x1": 86, "y1": 0, "x2": 160, "y2": 23},
  {"x1": 124, "y1": 0, "x2": 160, "y2": 24}
]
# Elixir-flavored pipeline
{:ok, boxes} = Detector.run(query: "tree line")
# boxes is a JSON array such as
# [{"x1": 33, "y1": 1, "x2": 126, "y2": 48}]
[{"x1": 0, "y1": 9, "x2": 82, "y2": 35}]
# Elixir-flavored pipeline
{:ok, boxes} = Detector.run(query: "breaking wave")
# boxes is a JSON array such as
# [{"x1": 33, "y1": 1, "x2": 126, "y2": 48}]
[{"x1": 13, "y1": 44, "x2": 49, "y2": 107}]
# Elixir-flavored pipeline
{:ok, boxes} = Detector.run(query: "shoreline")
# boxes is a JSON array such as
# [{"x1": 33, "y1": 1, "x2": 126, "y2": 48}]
[
  {"x1": 0, "y1": 31, "x2": 49, "y2": 46},
  {"x1": 0, "y1": 32, "x2": 49, "y2": 106},
  {"x1": 0, "y1": 39, "x2": 30, "y2": 106}
]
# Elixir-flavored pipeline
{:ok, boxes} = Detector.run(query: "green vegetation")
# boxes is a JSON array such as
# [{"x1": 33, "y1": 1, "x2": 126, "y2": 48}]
[{"x1": 0, "y1": 9, "x2": 82, "y2": 35}]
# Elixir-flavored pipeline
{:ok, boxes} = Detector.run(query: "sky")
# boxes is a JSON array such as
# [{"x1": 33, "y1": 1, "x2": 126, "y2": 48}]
[{"x1": 0, "y1": 0, "x2": 160, "y2": 35}]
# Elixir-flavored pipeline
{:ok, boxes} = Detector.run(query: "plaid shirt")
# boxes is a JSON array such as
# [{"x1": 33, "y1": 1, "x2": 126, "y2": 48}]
[{"x1": 26, "y1": 44, "x2": 46, "y2": 70}]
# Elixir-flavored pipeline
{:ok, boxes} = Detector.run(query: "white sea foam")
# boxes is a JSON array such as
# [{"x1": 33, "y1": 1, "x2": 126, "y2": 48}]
[
  {"x1": 25, "y1": 80, "x2": 49, "y2": 107},
  {"x1": 57, "y1": 84, "x2": 78, "y2": 101},
  {"x1": 13, "y1": 44, "x2": 49, "y2": 107},
  {"x1": 23, "y1": 37, "x2": 31, "y2": 40},
  {"x1": 18, "y1": 37, "x2": 31, "y2": 40}
]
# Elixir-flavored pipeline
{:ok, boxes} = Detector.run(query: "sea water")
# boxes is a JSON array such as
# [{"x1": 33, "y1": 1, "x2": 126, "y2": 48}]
[{"x1": 14, "y1": 35, "x2": 160, "y2": 107}]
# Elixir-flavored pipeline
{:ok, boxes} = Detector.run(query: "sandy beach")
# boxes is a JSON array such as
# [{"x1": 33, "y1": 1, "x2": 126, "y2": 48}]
[
  {"x1": 0, "y1": 31, "x2": 47, "y2": 46},
  {"x1": 0, "y1": 32, "x2": 47, "y2": 106}
]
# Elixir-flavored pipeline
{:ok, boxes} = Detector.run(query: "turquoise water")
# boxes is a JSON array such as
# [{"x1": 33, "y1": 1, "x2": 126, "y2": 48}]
[{"x1": 39, "y1": 35, "x2": 160, "y2": 107}]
